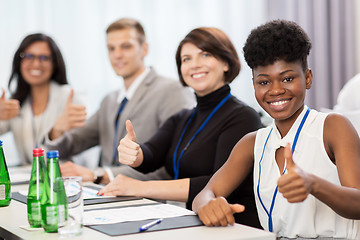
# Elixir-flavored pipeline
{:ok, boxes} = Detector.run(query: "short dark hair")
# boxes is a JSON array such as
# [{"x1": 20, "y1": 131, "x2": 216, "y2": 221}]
[
  {"x1": 8, "y1": 33, "x2": 67, "y2": 106},
  {"x1": 176, "y1": 27, "x2": 240, "y2": 86},
  {"x1": 243, "y1": 19, "x2": 312, "y2": 72},
  {"x1": 106, "y1": 18, "x2": 146, "y2": 44}
]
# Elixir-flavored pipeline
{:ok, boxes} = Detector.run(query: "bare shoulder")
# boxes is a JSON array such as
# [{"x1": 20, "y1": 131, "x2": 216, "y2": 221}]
[
  {"x1": 217, "y1": 131, "x2": 258, "y2": 187},
  {"x1": 324, "y1": 113, "x2": 360, "y2": 163},
  {"x1": 324, "y1": 113, "x2": 359, "y2": 141},
  {"x1": 229, "y1": 131, "x2": 258, "y2": 164},
  {"x1": 242, "y1": 130, "x2": 257, "y2": 144},
  {"x1": 234, "y1": 130, "x2": 257, "y2": 148}
]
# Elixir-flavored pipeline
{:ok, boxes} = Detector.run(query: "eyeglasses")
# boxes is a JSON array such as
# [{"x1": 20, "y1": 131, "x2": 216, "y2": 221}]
[{"x1": 20, "y1": 52, "x2": 52, "y2": 64}]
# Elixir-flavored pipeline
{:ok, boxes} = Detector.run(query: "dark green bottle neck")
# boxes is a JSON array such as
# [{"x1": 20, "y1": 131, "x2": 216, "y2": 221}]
[
  {"x1": 0, "y1": 146, "x2": 8, "y2": 169},
  {"x1": 0, "y1": 146, "x2": 10, "y2": 180},
  {"x1": 33, "y1": 155, "x2": 45, "y2": 164},
  {"x1": 47, "y1": 158, "x2": 59, "y2": 165},
  {"x1": 46, "y1": 158, "x2": 61, "y2": 178},
  {"x1": 29, "y1": 155, "x2": 45, "y2": 182}
]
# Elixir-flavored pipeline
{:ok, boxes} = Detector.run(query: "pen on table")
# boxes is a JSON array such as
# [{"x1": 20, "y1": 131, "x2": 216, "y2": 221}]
[{"x1": 139, "y1": 218, "x2": 163, "y2": 232}]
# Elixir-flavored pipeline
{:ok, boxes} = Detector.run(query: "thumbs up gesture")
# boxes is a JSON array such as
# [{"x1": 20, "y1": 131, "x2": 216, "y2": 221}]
[
  {"x1": 277, "y1": 143, "x2": 313, "y2": 203},
  {"x1": 50, "y1": 89, "x2": 87, "y2": 140},
  {"x1": 0, "y1": 88, "x2": 20, "y2": 120},
  {"x1": 118, "y1": 120, "x2": 143, "y2": 167}
]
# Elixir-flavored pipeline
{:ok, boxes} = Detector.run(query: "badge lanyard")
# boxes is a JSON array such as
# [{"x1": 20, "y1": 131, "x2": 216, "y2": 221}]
[
  {"x1": 172, "y1": 93, "x2": 231, "y2": 180},
  {"x1": 257, "y1": 107, "x2": 310, "y2": 232}
]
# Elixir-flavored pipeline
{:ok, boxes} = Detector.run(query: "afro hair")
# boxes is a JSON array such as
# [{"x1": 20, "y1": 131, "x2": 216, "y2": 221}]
[{"x1": 243, "y1": 19, "x2": 311, "y2": 71}]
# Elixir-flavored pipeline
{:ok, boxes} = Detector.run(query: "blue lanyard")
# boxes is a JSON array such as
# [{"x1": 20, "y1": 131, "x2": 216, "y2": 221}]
[
  {"x1": 257, "y1": 107, "x2": 310, "y2": 232},
  {"x1": 172, "y1": 93, "x2": 231, "y2": 180}
]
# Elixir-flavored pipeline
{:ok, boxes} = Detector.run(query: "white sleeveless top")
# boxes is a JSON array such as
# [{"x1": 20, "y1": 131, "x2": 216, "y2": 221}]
[{"x1": 254, "y1": 106, "x2": 360, "y2": 239}]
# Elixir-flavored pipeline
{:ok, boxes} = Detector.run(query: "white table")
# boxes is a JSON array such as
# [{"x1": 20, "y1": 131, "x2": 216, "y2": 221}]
[{"x1": 0, "y1": 184, "x2": 275, "y2": 240}]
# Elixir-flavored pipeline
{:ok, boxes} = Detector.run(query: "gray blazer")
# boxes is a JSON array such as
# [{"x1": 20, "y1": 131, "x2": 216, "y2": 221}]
[{"x1": 44, "y1": 68, "x2": 195, "y2": 175}]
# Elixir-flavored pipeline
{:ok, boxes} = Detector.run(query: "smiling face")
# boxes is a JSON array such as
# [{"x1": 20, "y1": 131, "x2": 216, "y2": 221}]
[
  {"x1": 20, "y1": 41, "x2": 53, "y2": 87},
  {"x1": 107, "y1": 28, "x2": 148, "y2": 86},
  {"x1": 180, "y1": 43, "x2": 229, "y2": 96},
  {"x1": 253, "y1": 60, "x2": 312, "y2": 125}
]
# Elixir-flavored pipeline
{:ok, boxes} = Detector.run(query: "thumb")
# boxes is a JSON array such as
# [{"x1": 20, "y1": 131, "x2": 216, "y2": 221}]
[
  {"x1": 284, "y1": 143, "x2": 295, "y2": 170},
  {"x1": 1, "y1": 88, "x2": 5, "y2": 100},
  {"x1": 230, "y1": 204, "x2": 245, "y2": 214},
  {"x1": 125, "y1": 120, "x2": 137, "y2": 142},
  {"x1": 67, "y1": 89, "x2": 74, "y2": 105}
]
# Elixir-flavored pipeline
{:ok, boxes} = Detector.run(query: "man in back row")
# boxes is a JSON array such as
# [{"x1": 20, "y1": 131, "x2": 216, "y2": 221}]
[{"x1": 44, "y1": 18, "x2": 195, "y2": 184}]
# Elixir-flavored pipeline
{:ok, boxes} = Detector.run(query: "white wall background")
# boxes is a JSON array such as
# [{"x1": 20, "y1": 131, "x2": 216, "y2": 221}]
[
  {"x1": 0, "y1": 0, "x2": 268, "y2": 166},
  {"x1": 0, "y1": 0, "x2": 268, "y2": 115},
  {"x1": 1, "y1": 0, "x2": 360, "y2": 166}
]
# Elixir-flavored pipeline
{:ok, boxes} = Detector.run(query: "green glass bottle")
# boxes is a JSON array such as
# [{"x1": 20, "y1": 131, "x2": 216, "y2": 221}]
[
  {"x1": 27, "y1": 148, "x2": 46, "y2": 227},
  {"x1": 40, "y1": 150, "x2": 67, "y2": 233},
  {"x1": 0, "y1": 140, "x2": 11, "y2": 207}
]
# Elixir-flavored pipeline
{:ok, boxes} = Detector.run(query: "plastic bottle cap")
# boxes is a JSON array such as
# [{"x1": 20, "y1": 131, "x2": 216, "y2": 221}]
[
  {"x1": 47, "y1": 150, "x2": 59, "y2": 158},
  {"x1": 0, "y1": 140, "x2": 2, "y2": 146},
  {"x1": 33, "y1": 148, "x2": 44, "y2": 157}
]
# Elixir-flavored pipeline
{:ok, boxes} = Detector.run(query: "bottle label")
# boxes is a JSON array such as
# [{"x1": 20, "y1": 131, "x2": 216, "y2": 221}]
[
  {"x1": 58, "y1": 205, "x2": 65, "y2": 226},
  {"x1": 0, "y1": 185, "x2": 5, "y2": 200},
  {"x1": 46, "y1": 206, "x2": 57, "y2": 225},
  {"x1": 30, "y1": 202, "x2": 41, "y2": 221}
]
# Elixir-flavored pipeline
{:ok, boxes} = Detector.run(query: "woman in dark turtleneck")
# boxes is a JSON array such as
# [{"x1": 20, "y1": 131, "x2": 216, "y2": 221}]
[{"x1": 99, "y1": 27, "x2": 263, "y2": 228}]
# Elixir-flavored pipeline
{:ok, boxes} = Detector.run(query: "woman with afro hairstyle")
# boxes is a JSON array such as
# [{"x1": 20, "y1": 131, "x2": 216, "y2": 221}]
[{"x1": 193, "y1": 20, "x2": 360, "y2": 239}]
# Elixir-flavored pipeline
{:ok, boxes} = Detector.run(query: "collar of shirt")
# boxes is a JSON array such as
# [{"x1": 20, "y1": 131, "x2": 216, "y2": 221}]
[
  {"x1": 269, "y1": 105, "x2": 308, "y2": 150},
  {"x1": 116, "y1": 67, "x2": 151, "y2": 104}
]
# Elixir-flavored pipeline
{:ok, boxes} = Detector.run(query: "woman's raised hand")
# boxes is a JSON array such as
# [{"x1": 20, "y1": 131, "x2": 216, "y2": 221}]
[
  {"x1": 118, "y1": 120, "x2": 143, "y2": 167},
  {"x1": 0, "y1": 89, "x2": 20, "y2": 120},
  {"x1": 50, "y1": 89, "x2": 87, "y2": 139}
]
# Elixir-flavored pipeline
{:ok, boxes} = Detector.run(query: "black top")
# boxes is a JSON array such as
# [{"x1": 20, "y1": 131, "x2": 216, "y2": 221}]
[{"x1": 136, "y1": 84, "x2": 263, "y2": 228}]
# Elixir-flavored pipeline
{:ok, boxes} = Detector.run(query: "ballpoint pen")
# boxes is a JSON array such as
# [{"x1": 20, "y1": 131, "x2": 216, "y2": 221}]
[{"x1": 139, "y1": 218, "x2": 163, "y2": 232}]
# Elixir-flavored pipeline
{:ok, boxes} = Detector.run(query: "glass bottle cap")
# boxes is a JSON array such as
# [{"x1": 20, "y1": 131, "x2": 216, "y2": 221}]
[
  {"x1": 33, "y1": 148, "x2": 44, "y2": 157},
  {"x1": 47, "y1": 150, "x2": 59, "y2": 158}
]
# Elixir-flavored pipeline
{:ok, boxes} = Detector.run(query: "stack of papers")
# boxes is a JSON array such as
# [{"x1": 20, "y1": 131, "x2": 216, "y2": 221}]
[{"x1": 84, "y1": 203, "x2": 195, "y2": 225}]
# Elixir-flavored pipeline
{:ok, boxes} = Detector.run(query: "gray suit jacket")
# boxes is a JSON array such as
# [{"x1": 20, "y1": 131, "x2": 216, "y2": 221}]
[{"x1": 44, "y1": 68, "x2": 195, "y2": 175}]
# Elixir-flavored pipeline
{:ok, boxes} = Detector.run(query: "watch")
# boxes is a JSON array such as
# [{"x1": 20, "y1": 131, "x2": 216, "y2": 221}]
[{"x1": 93, "y1": 168, "x2": 105, "y2": 184}]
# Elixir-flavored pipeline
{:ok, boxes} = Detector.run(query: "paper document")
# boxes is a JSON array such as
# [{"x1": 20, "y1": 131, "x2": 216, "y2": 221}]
[
  {"x1": 18, "y1": 186, "x2": 114, "y2": 200},
  {"x1": 81, "y1": 185, "x2": 115, "y2": 199},
  {"x1": 84, "y1": 203, "x2": 195, "y2": 225}
]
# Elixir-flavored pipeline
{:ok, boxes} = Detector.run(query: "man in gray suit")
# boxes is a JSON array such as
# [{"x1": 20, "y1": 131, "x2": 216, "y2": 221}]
[{"x1": 44, "y1": 18, "x2": 195, "y2": 184}]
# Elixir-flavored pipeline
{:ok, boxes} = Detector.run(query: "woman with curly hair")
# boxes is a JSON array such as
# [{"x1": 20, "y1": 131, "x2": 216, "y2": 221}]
[{"x1": 193, "y1": 20, "x2": 360, "y2": 239}]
